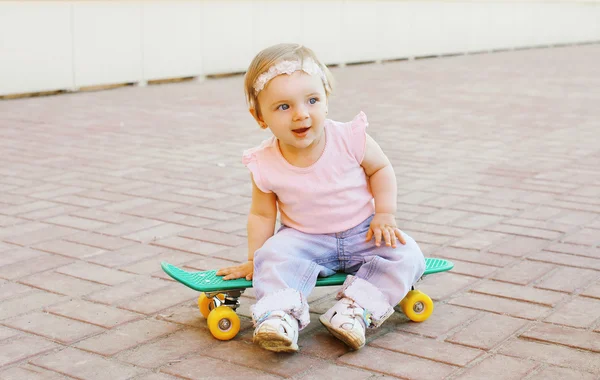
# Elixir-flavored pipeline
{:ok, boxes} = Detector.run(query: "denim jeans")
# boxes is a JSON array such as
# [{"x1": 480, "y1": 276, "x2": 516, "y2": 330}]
[{"x1": 251, "y1": 215, "x2": 426, "y2": 329}]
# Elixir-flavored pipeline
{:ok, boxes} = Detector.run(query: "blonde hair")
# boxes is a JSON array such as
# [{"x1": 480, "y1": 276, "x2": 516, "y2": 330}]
[{"x1": 244, "y1": 43, "x2": 334, "y2": 119}]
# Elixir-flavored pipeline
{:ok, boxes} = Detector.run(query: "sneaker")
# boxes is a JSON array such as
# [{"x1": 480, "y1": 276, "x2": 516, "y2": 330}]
[
  {"x1": 319, "y1": 298, "x2": 367, "y2": 350},
  {"x1": 253, "y1": 310, "x2": 299, "y2": 352}
]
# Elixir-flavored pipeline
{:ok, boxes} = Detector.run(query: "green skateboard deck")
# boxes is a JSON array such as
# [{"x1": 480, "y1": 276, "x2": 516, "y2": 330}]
[{"x1": 161, "y1": 257, "x2": 453, "y2": 293}]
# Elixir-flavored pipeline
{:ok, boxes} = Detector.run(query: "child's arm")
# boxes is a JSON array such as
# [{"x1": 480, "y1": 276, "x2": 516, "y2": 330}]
[
  {"x1": 216, "y1": 175, "x2": 277, "y2": 280},
  {"x1": 361, "y1": 134, "x2": 407, "y2": 248}
]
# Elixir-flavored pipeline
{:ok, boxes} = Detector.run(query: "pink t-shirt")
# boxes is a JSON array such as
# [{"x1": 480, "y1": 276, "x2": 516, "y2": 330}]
[{"x1": 242, "y1": 112, "x2": 375, "y2": 234}]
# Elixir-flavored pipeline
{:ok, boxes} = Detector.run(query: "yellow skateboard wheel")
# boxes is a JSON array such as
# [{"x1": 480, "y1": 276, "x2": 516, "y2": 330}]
[
  {"x1": 400, "y1": 290, "x2": 433, "y2": 322},
  {"x1": 207, "y1": 306, "x2": 240, "y2": 340},
  {"x1": 198, "y1": 293, "x2": 224, "y2": 319}
]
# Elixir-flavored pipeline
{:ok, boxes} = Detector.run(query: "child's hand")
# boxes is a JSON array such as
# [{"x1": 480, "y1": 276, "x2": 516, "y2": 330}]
[
  {"x1": 366, "y1": 213, "x2": 406, "y2": 248},
  {"x1": 216, "y1": 261, "x2": 254, "y2": 281}
]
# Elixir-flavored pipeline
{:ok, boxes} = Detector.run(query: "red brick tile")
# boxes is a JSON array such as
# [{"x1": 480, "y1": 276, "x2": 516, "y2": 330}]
[
  {"x1": 162, "y1": 355, "x2": 282, "y2": 380},
  {"x1": 447, "y1": 312, "x2": 528, "y2": 350},
  {"x1": 119, "y1": 249, "x2": 193, "y2": 274},
  {"x1": 397, "y1": 304, "x2": 480, "y2": 338},
  {"x1": 452, "y1": 203, "x2": 518, "y2": 217},
  {"x1": 517, "y1": 206, "x2": 564, "y2": 221},
  {"x1": 0, "y1": 325, "x2": 20, "y2": 340},
  {"x1": 0, "y1": 254, "x2": 73, "y2": 280},
  {"x1": 45, "y1": 299, "x2": 142, "y2": 328},
  {"x1": 295, "y1": 363, "x2": 376, "y2": 380},
  {"x1": 527, "y1": 365, "x2": 598, "y2": 380},
  {"x1": 371, "y1": 332, "x2": 483, "y2": 366},
  {"x1": 406, "y1": 231, "x2": 454, "y2": 245},
  {"x1": 298, "y1": 328, "x2": 350, "y2": 359},
  {"x1": 150, "y1": 211, "x2": 214, "y2": 228},
  {"x1": 64, "y1": 231, "x2": 135, "y2": 250},
  {"x1": 20, "y1": 205, "x2": 82, "y2": 221},
  {"x1": 471, "y1": 280, "x2": 566, "y2": 306},
  {"x1": 0, "y1": 291, "x2": 66, "y2": 320},
  {"x1": 487, "y1": 223, "x2": 563, "y2": 240},
  {"x1": 86, "y1": 244, "x2": 164, "y2": 267},
  {"x1": 534, "y1": 266, "x2": 599, "y2": 293},
  {"x1": 488, "y1": 236, "x2": 549, "y2": 257},
  {"x1": 0, "y1": 364, "x2": 66, "y2": 380},
  {"x1": 448, "y1": 293, "x2": 550, "y2": 320},
  {"x1": 31, "y1": 347, "x2": 144, "y2": 379},
  {"x1": 3, "y1": 311, "x2": 104, "y2": 344},
  {"x1": 4, "y1": 225, "x2": 79, "y2": 246},
  {"x1": 70, "y1": 208, "x2": 133, "y2": 224},
  {"x1": 450, "y1": 231, "x2": 509, "y2": 250},
  {"x1": 116, "y1": 328, "x2": 210, "y2": 368},
  {"x1": 490, "y1": 260, "x2": 555, "y2": 285},
  {"x1": 151, "y1": 236, "x2": 228, "y2": 255},
  {"x1": 563, "y1": 228, "x2": 600, "y2": 246},
  {"x1": 0, "y1": 281, "x2": 35, "y2": 301},
  {"x1": 0, "y1": 222, "x2": 49, "y2": 240},
  {"x1": 498, "y1": 339, "x2": 600, "y2": 374},
  {"x1": 74, "y1": 319, "x2": 181, "y2": 356},
  {"x1": 55, "y1": 261, "x2": 137, "y2": 285},
  {"x1": 418, "y1": 272, "x2": 478, "y2": 301},
  {"x1": 446, "y1": 260, "x2": 499, "y2": 278},
  {"x1": 135, "y1": 373, "x2": 181, "y2": 380},
  {"x1": 101, "y1": 198, "x2": 155, "y2": 213},
  {"x1": 337, "y1": 346, "x2": 457, "y2": 380},
  {"x1": 0, "y1": 335, "x2": 59, "y2": 367},
  {"x1": 98, "y1": 218, "x2": 163, "y2": 237},
  {"x1": 85, "y1": 277, "x2": 170, "y2": 305},
  {"x1": 0, "y1": 215, "x2": 28, "y2": 228},
  {"x1": 32, "y1": 239, "x2": 106, "y2": 259},
  {"x1": 19, "y1": 270, "x2": 107, "y2": 296},
  {"x1": 78, "y1": 190, "x2": 134, "y2": 202},
  {"x1": 543, "y1": 296, "x2": 600, "y2": 328},
  {"x1": 117, "y1": 284, "x2": 198, "y2": 315},
  {"x1": 0, "y1": 247, "x2": 45, "y2": 267},
  {"x1": 521, "y1": 323, "x2": 600, "y2": 353},
  {"x1": 435, "y1": 247, "x2": 515, "y2": 268},
  {"x1": 123, "y1": 223, "x2": 190, "y2": 244},
  {"x1": 454, "y1": 354, "x2": 538, "y2": 380},
  {"x1": 45, "y1": 215, "x2": 110, "y2": 231},
  {"x1": 0, "y1": 201, "x2": 60, "y2": 216},
  {"x1": 528, "y1": 251, "x2": 600, "y2": 270},
  {"x1": 581, "y1": 280, "x2": 600, "y2": 300},
  {"x1": 122, "y1": 200, "x2": 183, "y2": 218},
  {"x1": 177, "y1": 228, "x2": 246, "y2": 247},
  {"x1": 201, "y1": 340, "x2": 324, "y2": 377},
  {"x1": 544, "y1": 242, "x2": 599, "y2": 259},
  {"x1": 53, "y1": 194, "x2": 108, "y2": 208}
]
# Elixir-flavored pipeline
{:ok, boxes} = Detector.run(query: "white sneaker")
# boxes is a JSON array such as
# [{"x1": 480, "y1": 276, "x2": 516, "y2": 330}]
[
  {"x1": 319, "y1": 298, "x2": 368, "y2": 350},
  {"x1": 253, "y1": 310, "x2": 299, "y2": 352}
]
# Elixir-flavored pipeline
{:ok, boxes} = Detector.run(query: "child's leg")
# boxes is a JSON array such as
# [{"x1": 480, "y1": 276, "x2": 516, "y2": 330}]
[
  {"x1": 251, "y1": 226, "x2": 338, "y2": 351},
  {"x1": 339, "y1": 230, "x2": 426, "y2": 327}
]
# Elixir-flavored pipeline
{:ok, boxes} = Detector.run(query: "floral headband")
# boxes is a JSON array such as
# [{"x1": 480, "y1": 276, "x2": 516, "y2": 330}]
[{"x1": 253, "y1": 57, "x2": 330, "y2": 95}]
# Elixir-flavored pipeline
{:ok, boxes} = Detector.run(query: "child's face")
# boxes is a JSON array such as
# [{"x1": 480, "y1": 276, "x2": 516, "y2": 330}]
[{"x1": 254, "y1": 71, "x2": 328, "y2": 153}]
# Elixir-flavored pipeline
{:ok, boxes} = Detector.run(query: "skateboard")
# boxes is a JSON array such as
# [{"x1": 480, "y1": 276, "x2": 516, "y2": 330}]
[{"x1": 161, "y1": 257, "x2": 453, "y2": 340}]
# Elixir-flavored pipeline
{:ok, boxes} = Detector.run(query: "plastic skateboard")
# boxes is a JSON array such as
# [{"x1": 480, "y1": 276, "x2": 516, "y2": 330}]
[{"x1": 161, "y1": 257, "x2": 453, "y2": 340}]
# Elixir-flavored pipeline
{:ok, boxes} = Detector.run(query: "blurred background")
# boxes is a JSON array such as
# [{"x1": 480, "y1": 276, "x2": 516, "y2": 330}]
[{"x1": 1, "y1": 0, "x2": 599, "y2": 98}]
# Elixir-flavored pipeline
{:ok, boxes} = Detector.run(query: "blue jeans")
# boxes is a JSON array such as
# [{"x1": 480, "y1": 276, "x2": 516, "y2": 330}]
[{"x1": 251, "y1": 215, "x2": 426, "y2": 329}]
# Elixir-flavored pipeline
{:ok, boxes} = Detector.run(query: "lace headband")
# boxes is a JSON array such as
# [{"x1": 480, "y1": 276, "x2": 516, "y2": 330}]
[{"x1": 253, "y1": 57, "x2": 330, "y2": 95}]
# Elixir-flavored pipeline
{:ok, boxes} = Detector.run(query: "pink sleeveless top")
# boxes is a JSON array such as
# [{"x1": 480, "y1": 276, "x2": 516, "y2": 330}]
[{"x1": 242, "y1": 112, "x2": 375, "y2": 234}]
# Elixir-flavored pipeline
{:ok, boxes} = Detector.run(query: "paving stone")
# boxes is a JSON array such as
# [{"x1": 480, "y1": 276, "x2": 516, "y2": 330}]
[
  {"x1": 74, "y1": 319, "x2": 181, "y2": 356},
  {"x1": 499, "y1": 338, "x2": 600, "y2": 374},
  {"x1": 453, "y1": 354, "x2": 538, "y2": 380},
  {"x1": 370, "y1": 332, "x2": 484, "y2": 366},
  {"x1": 337, "y1": 346, "x2": 457, "y2": 380},
  {"x1": 32, "y1": 239, "x2": 106, "y2": 259},
  {"x1": 55, "y1": 261, "x2": 138, "y2": 286},
  {"x1": 162, "y1": 355, "x2": 282, "y2": 380},
  {"x1": 448, "y1": 293, "x2": 550, "y2": 320},
  {"x1": 490, "y1": 260, "x2": 555, "y2": 285},
  {"x1": 45, "y1": 299, "x2": 143, "y2": 328},
  {"x1": 520, "y1": 323, "x2": 600, "y2": 353},
  {"x1": 397, "y1": 304, "x2": 480, "y2": 338},
  {"x1": 418, "y1": 272, "x2": 478, "y2": 301},
  {"x1": 543, "y1": 296, "x2": 600, "y2": 328},
  {"x1": 3, "y1": 311, "x2": 105, "y2": 344},
  {"x1": 0, "y1": 281, "x2": 35, "y2": 301},
  {"x1": 0, "y1": 335, "x2": 59, "y2": 367},
  {"x1": 528, "y1": 250, "x2": 600, "y2": 270},
  {"x1": 446, "y1": 312, "x2": 528, "y2": 350},
  {"x1": 488, "y1": 236, "x2": 549, "y2": 257},
  {"x1": 19, "y1": 270, "x2": 107, "y2": 297},
  {"x1": 526, "y1": 365, "x2": 598, "y2": 380},
  {"x1": 31, "y1": 348, "x2": 144, "y2": 380},
  {"x1": 535, "y1": 266, "x2": 600, "y2": 293},
  {"x1": 470, "y1": 280, "x2": 566, "y2": 306},
  {"x1": 0, "y1": 254, "x2": 73, "y2": 280},
  {"x1": 0, "y1": 291, "x2": 67, "y2": 320},
  {"x1": 0, "y1": 364, "x2": 66, "y2": 380}
]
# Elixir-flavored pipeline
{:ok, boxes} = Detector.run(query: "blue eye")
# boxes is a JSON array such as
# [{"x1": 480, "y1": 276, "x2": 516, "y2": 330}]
[
  {"x1": 278, "y1": 104, "x2": 289, "y2": 111},
  {"x1": 309, "y1": 97, "x2": 318, "y2": 105}
]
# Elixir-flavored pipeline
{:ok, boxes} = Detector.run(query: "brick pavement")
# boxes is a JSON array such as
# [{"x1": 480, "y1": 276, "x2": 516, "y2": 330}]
[{"x1": 0, "y1": 44, "x2": 599, "y2": 379}]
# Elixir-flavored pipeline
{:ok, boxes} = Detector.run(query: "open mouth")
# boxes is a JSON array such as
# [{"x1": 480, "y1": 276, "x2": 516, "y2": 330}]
[{"x1": 292, "y1": 127, "x2": 311, "y2": 136}]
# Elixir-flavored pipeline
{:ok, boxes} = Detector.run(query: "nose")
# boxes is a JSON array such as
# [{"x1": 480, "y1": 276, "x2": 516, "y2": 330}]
[{"x1": 293, "y1": 105, "x2": 309, "y2": 121}]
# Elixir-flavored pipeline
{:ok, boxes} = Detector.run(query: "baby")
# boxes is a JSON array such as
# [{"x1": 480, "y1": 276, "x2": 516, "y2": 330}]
[{"x1": 217, "y1": 43, "x2": 425, "y2": 352}]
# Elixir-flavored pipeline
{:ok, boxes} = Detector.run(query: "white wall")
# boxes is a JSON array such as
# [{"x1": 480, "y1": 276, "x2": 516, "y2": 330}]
[{"x1": 1, "y1": 0, "x2": 599, "y2": 96}]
